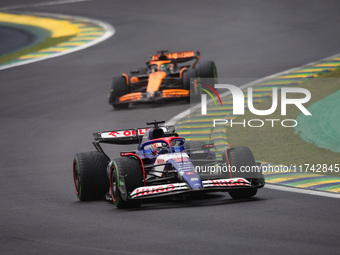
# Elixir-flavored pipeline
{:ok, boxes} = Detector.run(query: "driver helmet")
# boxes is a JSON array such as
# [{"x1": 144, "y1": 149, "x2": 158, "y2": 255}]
[
  {"x1": 160, "y1": 63, "x2": 169, "y2": 72},
  {"x1": 153, "y1": 143, "x2": 169, "y2": 154},
  {"x1": 169, "y1": 63, "x2": 175, "y2": 72}
]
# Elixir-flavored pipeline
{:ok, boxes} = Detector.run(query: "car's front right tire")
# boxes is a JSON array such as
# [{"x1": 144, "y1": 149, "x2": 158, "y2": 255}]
[
  {"x1": 110, "y1": 157, "x2": 143, "y2": 208},
  {"x1": 221, "y1": 146, "x2": 262, "y2": 199}
]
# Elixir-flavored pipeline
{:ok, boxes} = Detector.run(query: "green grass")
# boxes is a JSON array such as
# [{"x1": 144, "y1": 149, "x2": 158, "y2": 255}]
[
  {"x1": 228, "y1": 69, "x2": 340, "y2": 176},
  {"x1": 0, "y1": 35, "x2": 74, "y2": 65}
]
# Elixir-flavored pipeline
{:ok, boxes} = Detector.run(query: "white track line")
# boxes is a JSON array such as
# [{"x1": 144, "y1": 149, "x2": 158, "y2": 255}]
[
  {"x1": 0, "y1": 0, "x2": 92, "y2": 11},
  {"x1": 0, "y1": 13, "x2": 115, "y2": 71},
  {"x1": 166, "y1": 52, "x2": 340, "y2": 199},
  {"x1": 265, "y1": 184, "x2": 340, "y2": 199}
]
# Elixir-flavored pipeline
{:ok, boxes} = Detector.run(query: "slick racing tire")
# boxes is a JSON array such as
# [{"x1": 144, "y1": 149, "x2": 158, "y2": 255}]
[
  {"x1": 222, "y1": 146, "x2": 261, "y2": 199},
  {"x1": 228, "y1": 188, "x2": 257, "y2": 199},
  {"x1": 73, "y1": 151, "x2": 109, "y2": 201},
  {"x1": 198, "y1": 61, "x2": 218, "y2": 86},
  {"x1": 183, "y1": 68, "x2": 200, "y2": 100},
  {"x1": 108, "y1": 76, "x2": 129, "y2": 110},
  {"x1": 110, "y1": 157, "x2": 143, "y2": 209},
  {"x1": 182, "y1": 68, "x2": 198, "y2": 90}
]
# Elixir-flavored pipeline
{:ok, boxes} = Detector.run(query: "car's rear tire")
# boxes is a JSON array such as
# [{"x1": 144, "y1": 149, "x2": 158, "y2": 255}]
[
  {"x1": 198, "y1": 61, "x2": 217, "y2": 79},
  {"x1": 198, "y1": 61, "x2": 217, "y2": 86},
  {"x1": 183, "y1": 68, "x2": 200, "y2": 101},
  {"x1": 110, "y1": 157, "x2": 143, "y2": 209},
  {"x1": 182, "y1": 68, "x2": 198, "y2": 90},
  {"x1": 108, "y1": 76, "x2": 129, "y2": 109},
  {"x1": 73, "y1": 151, "x2": 109, "y2": 201},
  {"x1": 222, "y1": 146, "x2": 260, "y2": 199}
]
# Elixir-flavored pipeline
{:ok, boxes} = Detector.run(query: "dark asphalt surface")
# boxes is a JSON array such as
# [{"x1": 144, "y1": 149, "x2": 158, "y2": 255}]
[
  {"x1": 1, "y1": 0, "x2": 340, "y2": 254},
  {"x1": 0, "y1": 25, "x2": 36, "y2": 56}
]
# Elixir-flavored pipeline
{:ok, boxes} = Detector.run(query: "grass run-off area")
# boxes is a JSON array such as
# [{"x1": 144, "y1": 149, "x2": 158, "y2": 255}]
[
  {"x1": 0, "y1": 35, "x2": 74, "y2": 65},
  {"x1": 228, "y1": 69, "x2": 340, "y2": 176}
]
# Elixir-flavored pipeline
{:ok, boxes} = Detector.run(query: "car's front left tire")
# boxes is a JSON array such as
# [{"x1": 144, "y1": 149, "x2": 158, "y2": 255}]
[
  {"x1": 73, "y1": 151, "x2": 109, "y2": 201},
  {"x1": 108, "y1": 76, "x2": 129, "y2": 110}
]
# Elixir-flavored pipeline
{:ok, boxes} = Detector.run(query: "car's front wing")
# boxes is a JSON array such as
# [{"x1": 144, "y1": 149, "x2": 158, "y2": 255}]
[
  {"x1": 129, "y1": 178, "x2": 256, "y2": 200},
  {"x1": 118, "y1": 89, "x2": 190, "y2": 104}
]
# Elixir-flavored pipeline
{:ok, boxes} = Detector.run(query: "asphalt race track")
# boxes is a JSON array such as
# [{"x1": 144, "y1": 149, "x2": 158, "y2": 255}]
[
  {"x1": 0, "y1": 25, "x2": 36, "y2": 56},
  {"x1": 1, "y1": 1, "x2": 340, "y2": 254}
]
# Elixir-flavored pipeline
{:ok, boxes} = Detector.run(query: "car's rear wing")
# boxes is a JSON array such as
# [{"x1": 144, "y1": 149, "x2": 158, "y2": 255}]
[
  {"x1": 151, "y1": 51, "x2": 200, "y2": 63},
  {"x1": 93, "y1": 126, "x2": 177, "y2": 145}
]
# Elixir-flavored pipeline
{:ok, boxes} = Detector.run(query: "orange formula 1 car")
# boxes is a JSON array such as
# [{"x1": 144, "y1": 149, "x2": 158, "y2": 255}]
[{"x1": 108, "y1": 50, "x2": 217, "y2": 109}]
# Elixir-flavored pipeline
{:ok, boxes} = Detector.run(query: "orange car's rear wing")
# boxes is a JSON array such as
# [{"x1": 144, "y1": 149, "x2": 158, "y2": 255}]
[{"x1": 151, "y1": 51, "x2": 200, "y2": 63}]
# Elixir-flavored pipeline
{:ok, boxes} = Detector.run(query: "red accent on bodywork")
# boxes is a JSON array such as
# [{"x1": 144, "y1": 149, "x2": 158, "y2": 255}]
[
  {"x1": 121, "y1": 153, "x2": 146, "y2": 186},
  {"x1": 73, "y1": 160, "x2": 78, "y2": 195},
  {"x1": 148, "y1": 137, "x2": 185, "y2": 147},
  {"x1": 203, "y1": 144, "x2": 214, "y2": 148}
]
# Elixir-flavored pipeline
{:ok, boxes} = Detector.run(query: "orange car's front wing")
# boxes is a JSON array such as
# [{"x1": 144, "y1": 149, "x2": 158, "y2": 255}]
[{"x1": 118, "y1": 89, "x2": 190, "y2": 103}]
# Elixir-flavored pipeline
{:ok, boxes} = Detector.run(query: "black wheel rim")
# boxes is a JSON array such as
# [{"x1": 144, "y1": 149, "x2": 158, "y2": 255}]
[
  {"x1": 73, "y1": 160, "x2": 80, "y2": 196},
  {"x1": 110, "y1": 167, "x2": 118, "y2": 202}
]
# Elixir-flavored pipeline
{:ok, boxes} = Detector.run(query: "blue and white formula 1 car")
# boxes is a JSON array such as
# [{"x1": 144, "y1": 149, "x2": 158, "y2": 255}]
[{"x1": 73, "y1": 121, "x2": 264, "y2": 208}]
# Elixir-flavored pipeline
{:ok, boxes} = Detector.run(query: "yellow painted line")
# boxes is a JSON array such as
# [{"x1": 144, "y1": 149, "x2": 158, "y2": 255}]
[
  {"x1": 326, "y1": 187, "x2": 340, "y2": 193},
  {"x1": 57, "y1": 42, "x2": 85, "y2": 46},
  {"x1": 18, "y1": 54, "x2": 49, "y2": 59},
  {"x1": 211, "y1": 135, "x2": 227, "y2": 139},
  {"x1": 259, "y1": 80, "x2": 302, "y2": 85},
  {"x1": 195, "y1": 111, "x2": 232, "y2": 116},
  {"x1": 205, "y1": 113, "x2": 233, "y2": 117},
  {"x1": 266, "y1": 174, "x2": 317, "y2": 183},
  {"x1": 73, "y1": 36, "x2": 99, "y2": 40},
  {"x1": 295, "y1": 179, "x2": 340, "y2": 188},
  {"x1": 78, "y1": 31, "x2": 103, "y2": 35},
  {"x1": 263, "y1": 171, "x2": 296, "y2": 175},
  {"x1": 181, "y1": 137, "x2": 207, "y2": 141},
  {"x1": 78, "y1": 27, "x2": 103, "y2": 32},
  {"x1": 293, "y1": 68, "x2": 328, "y2": 73},
  {"x1": 213, "y1": 141, "x2": 228, "y2": 146},
  {"x1": 79, "y1": 31, "x2": 104, "y2": 35},
  {"x1": 0, "y1": 13, "x2": 79, "y2": 38},
  {"x1": 204, "y1": 106, "x2": 233, "y2": 111},
  {"x1": 38, "y1": 48, "x2": 67, "y2": 53},
  {"x1": 212, "y1": 130, "x2": 227, "y2": 133},
  {"x1": 212, "y1": 137, "x2": 228, "y2": 140},
  {"x1": 188, "y1": 119, "x2": 215, "y2": 124},
  {"x1": 250, "y1": 88, "x2": 276, "y2": 92},
  {"x1": 278, "y1": 74, "x2": 315, "y2": 78},
  {"x1": 182, "y1": 131, "x2": 212, "y2": 135},
  {"x1": 313, "y1": 63, "x2": 339, "y2": 67}
]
